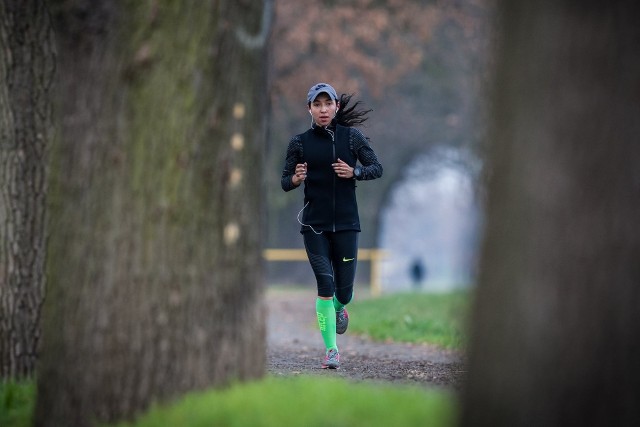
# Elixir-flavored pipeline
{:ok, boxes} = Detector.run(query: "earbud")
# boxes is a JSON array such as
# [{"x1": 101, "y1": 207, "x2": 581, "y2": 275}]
[{"x1": 309, "y1": 111, "x2": 312, "y2": 115}]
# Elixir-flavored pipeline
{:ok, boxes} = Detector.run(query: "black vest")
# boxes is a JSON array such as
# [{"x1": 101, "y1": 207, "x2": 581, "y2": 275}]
[{"x1": 299, "y1": 124, "x2": 360, "y2": 233}]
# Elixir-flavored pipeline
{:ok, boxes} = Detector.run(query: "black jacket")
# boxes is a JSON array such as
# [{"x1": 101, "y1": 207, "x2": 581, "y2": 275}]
[{"x1": 281, "y1": 123, "x2": 383, "y2": 233}]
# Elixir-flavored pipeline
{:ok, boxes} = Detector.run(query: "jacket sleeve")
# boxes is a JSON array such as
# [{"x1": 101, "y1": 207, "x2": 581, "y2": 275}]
[
  {"x1": 281, "y1": 135, "x2": 303, "y2": 192},
  {"x1": 350, "y1": 128, "x2": 383, "y2": 181}
]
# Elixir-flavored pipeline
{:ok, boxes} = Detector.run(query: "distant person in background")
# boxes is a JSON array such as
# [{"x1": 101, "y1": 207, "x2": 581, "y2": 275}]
[
  {"x1": 281, "y1": 83, "x2": 383, "y2": 369},
  {"x1": 411, "y1": 258, "x2": 426, "y2": 289}
]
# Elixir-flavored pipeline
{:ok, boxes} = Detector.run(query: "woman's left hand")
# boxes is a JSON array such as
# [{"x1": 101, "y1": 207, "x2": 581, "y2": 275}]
[{"x1": 332, "y1": 158, "x2": 354, "y2": 179}]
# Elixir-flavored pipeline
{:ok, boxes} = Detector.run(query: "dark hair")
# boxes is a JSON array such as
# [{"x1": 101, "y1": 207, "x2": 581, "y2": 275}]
[{"x1": 336, "y1": 94, "x2": 372, "y2": 127}]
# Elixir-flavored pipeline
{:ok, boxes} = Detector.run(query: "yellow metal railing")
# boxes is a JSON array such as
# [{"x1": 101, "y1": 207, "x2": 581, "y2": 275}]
[{"x1": 263, "y1": 248, "x2": 387, "y2": 296}]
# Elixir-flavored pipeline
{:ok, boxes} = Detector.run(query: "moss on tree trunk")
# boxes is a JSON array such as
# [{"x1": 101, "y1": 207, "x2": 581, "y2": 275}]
[{"x1": 36, "y1": 1, "x2": 270, "y2": 425}]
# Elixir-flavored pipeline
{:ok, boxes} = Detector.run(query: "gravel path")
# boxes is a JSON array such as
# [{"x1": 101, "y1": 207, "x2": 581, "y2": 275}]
[{"x1": 266, "y1": 289, "x2": 466, "y2": 390}]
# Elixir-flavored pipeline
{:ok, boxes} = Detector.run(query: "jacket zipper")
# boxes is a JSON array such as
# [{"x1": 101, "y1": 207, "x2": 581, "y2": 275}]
[{"x1": 327, "y1": 127, "x2": 336, "y2": 232}]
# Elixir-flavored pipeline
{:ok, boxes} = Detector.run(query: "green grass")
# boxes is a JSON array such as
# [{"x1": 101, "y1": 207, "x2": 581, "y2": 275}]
[
  {"x1": 113, "y1": 376, "x2": 457, "y2": 427},
  {"x1": 349, "y1": 290, "x2": 470, "y2": 350},
  {"x1": 1, "y1": 377, "x2": 457, "y2": 427},
  {"x1": 1, "y1": 290, "x2": 467, "y2": 427},
  {"x1": 0, "y1": 380, "x2": 35, "y2": 427}
]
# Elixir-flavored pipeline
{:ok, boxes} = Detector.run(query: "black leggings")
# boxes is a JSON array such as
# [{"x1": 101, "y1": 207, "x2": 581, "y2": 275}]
[{"x1": 303, "y1": 230, "x2": 358, "y2": 303}]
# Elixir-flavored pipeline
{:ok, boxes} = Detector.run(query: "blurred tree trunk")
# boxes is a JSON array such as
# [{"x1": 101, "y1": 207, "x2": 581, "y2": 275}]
[
  {"x1": 35, "y1": 1, "x2": 270, "y2": 425},
  {"x1": 462, "y1": 1, "x2": 640, "y2": 426},
  {"x1": 0, "y1": 1, "x2": 54, "y2": 379}
]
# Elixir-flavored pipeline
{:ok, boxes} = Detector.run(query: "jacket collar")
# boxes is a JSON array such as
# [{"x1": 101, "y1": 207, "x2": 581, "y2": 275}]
[{"x1": 311, "y1": 119, "x2": 337, "y2": 134}]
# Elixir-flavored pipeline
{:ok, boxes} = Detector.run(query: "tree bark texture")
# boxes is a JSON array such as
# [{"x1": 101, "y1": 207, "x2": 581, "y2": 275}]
[
  {"x1": 461, "y1": 1, "x2": 640, "y2": 426},
  {"x1": 35, "y1": 1, "x2": 270, "y2": 425},
  {"x1": 0, "y1": 0, "x2": 54, "y2": 379}
]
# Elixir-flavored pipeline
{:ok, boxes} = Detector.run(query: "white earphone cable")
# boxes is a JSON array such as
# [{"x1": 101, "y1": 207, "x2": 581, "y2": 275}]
[{"x1": 297, "y1": 201, "x2": 323, "y2": 235}]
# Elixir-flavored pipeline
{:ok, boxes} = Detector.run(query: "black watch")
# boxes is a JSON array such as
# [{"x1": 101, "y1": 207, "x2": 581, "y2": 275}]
[{"x1": 353, "y1": 166, "x2": 362, "y2": 179}]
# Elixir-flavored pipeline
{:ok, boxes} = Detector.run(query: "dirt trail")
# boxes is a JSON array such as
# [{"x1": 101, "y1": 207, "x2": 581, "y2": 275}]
[{"x1": 266, "y1": 289, "x2": 466, "y2": 389}]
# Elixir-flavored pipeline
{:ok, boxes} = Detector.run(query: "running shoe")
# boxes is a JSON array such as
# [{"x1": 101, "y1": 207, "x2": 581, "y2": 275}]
[
  {"x1": 321, "y1": 348, "x2": 340, "y2": 369},
  {"x1": 336, "y1": 307, "x2": 349, "y2": 334}
]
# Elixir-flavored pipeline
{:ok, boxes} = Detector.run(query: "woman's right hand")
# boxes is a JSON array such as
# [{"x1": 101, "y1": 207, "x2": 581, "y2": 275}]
[{"x1": 292, "y1": 162, "x2": 307, "y2": 186}]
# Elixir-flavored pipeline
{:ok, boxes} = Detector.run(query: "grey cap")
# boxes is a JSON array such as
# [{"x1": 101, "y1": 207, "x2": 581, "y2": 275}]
[{"x1": 307, "y1": 83, "x2": 338, "y2": 103}]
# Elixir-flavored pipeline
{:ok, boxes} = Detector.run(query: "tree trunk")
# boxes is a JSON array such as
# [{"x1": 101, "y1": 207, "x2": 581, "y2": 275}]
[
  {"x1": 35, "y1": 1, "x2": 270, "y2": 425},
  {"x1": 0, "y1": 0, "x2": 54, "y2": 379},
  {"x1": 461, "y1": 1, "x2": 640, "y2": 426}
]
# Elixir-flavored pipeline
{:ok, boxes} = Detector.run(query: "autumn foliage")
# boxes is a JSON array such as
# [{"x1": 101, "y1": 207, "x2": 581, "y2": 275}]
[{"x1": 273, "y1": 0, "x2": 442, "y2": 101}]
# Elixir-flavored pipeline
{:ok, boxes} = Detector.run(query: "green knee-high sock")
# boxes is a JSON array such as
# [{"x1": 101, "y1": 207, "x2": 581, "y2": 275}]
[
  {"x1": 316, "y1": 298, "x2": 337, "y2": 351},
  {"x1": 333, "y1": 290, "x2": 354, "y2": 311}
]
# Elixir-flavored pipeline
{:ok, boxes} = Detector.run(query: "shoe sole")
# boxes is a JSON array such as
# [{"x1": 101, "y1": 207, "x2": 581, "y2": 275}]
[{"x1": 322, "y1": 364, "x2": 340, "y2": 369}]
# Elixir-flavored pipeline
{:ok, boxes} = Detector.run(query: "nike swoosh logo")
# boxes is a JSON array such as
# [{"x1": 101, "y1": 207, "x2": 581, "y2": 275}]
[{"x1": 342, "y1": 257, "x2": 355, "y2": 262}]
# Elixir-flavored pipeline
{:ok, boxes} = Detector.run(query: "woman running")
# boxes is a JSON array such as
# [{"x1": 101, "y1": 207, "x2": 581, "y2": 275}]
[{"x1": 280, "y1": 83, "x2": 383, "y2": 369}]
